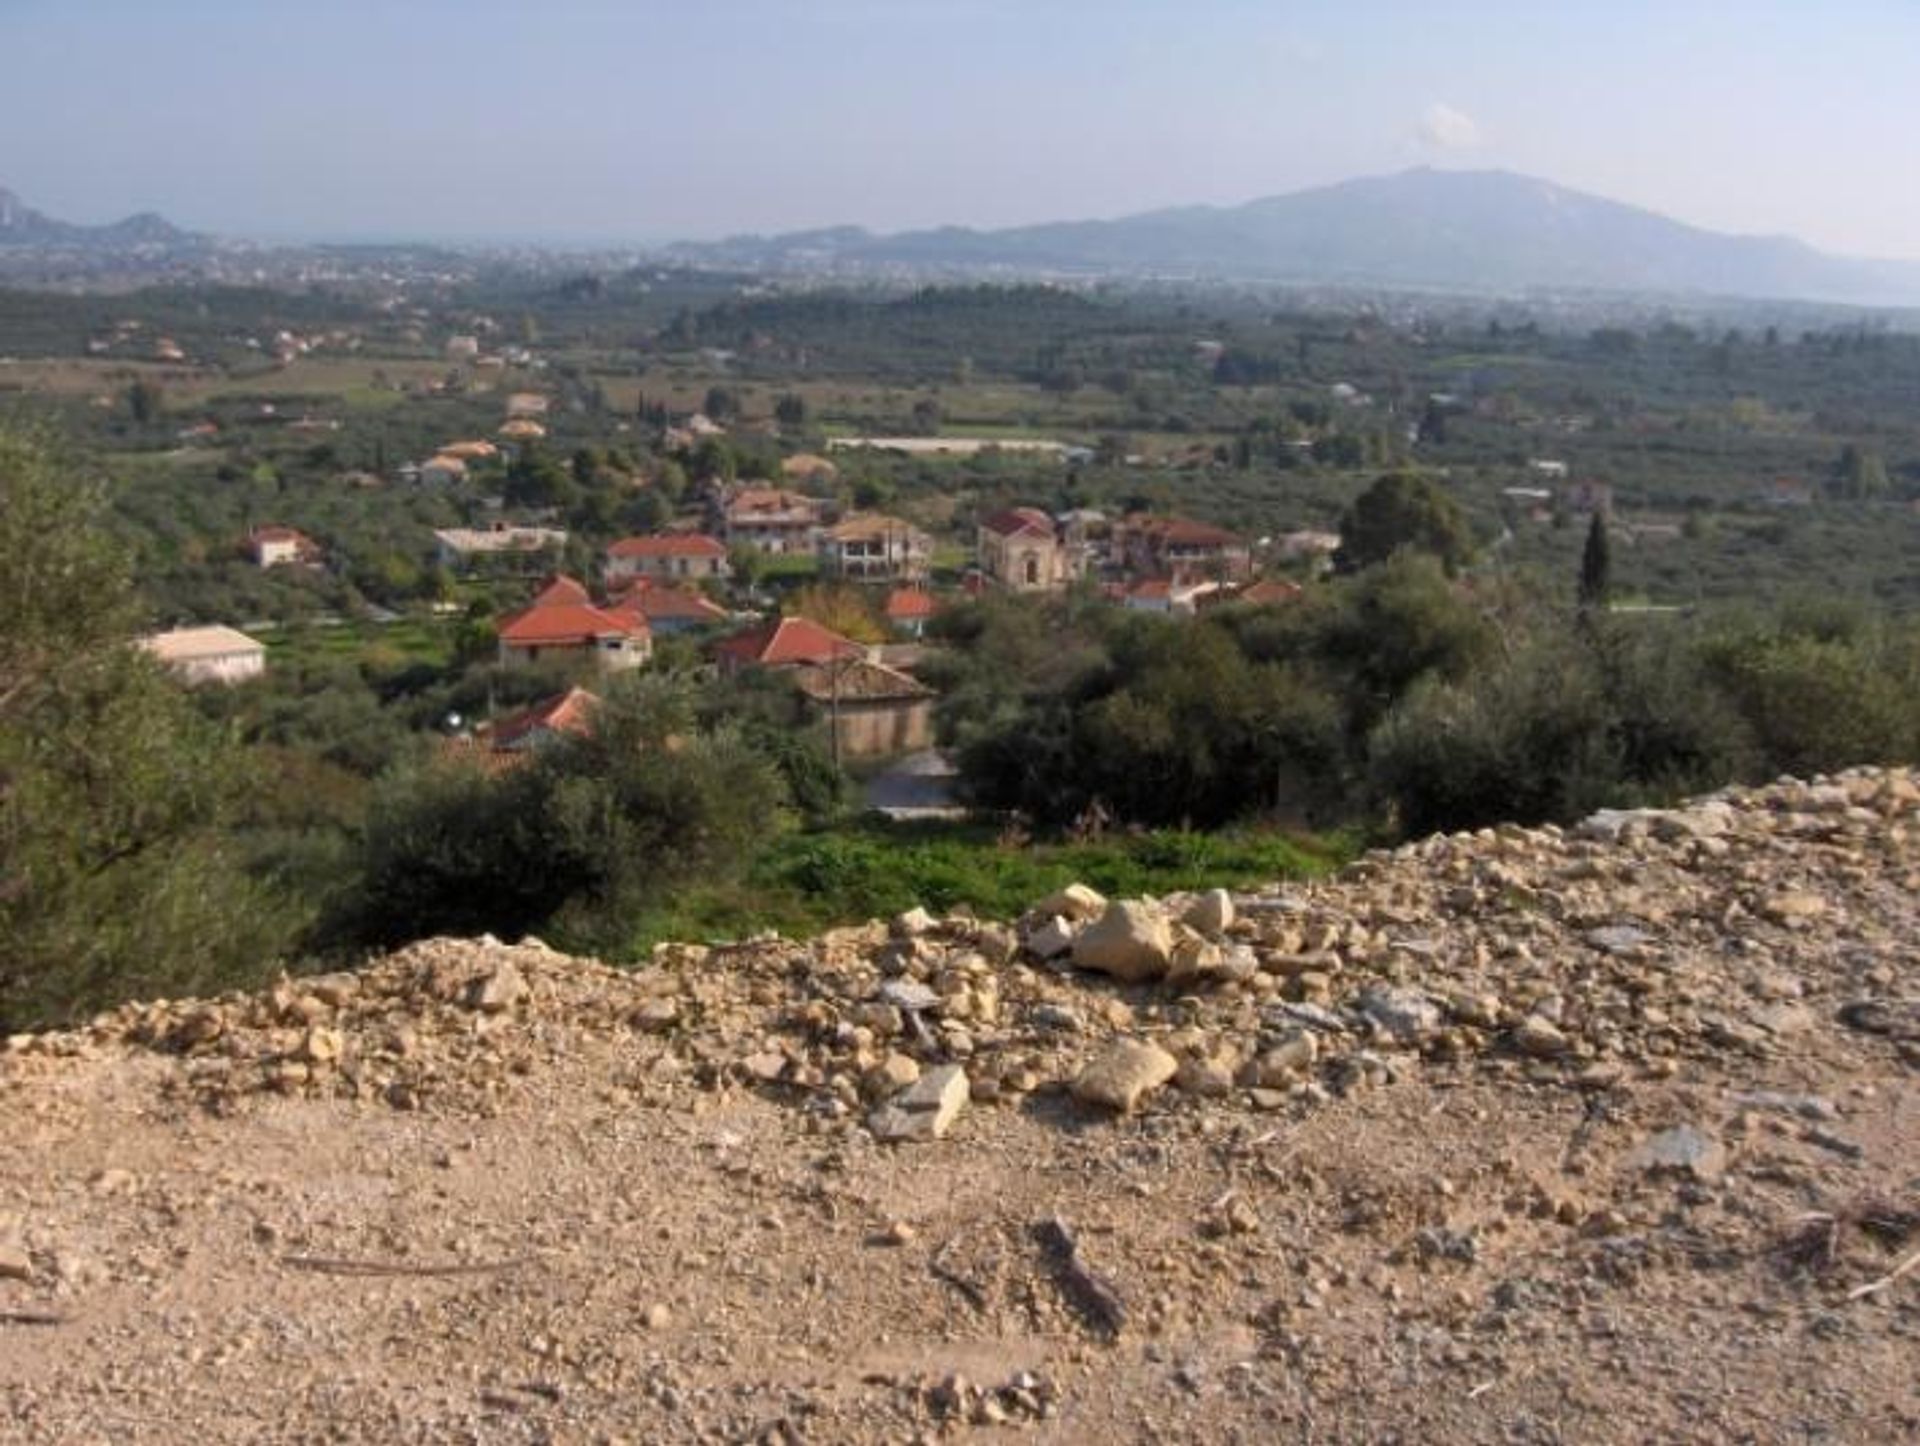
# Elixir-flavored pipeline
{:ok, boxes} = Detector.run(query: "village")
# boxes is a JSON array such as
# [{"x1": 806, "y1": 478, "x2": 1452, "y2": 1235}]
[{"x1": 138, "y1": 389, "x2": 1355, "y2": 779}]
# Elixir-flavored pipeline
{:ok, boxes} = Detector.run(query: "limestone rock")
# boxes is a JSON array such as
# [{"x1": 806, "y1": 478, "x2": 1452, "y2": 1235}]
[
  {"x1": 467, "y1": 961, "x2": 529, "y2": 1013},
  {"x1": 1027, "y1": 916, "x2": 1076, "y2": 961},
  {"x1": 0, "y1": 1240, "x2": 30, "y2": 1282},
  {"x1": 1037, "y1": 883, "x2": 1106, "y2": 922},
  {"x1": 1073, "y1": 1039, "x2": 1178, "y2": 1112},
  {"x1": 1513, "y1": 1016, "x2": 1570, "y2": 1057},
  {"x1": 891, "y1": 906, "x2": 938, "y2": 938},
  {"x1": 1358, "y1": 987, "x2": 1442, "y2": 1045},
  {"x1": 1629, "y1": 1124, "x2": 1727, "y2": 1182},
  {"x1": 870, "y1": 1064, "x2": 969, "y2": 1143},
  {"x1": 1072, "y1": 902, "x2": 1174, "y2": 983},
  {"x1": 1183, "y1": 889, "x2": 1235, "y2": 938}
]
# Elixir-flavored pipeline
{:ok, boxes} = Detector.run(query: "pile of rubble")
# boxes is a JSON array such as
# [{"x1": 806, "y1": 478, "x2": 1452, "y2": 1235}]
[
  {"x1": 2, "y1": 767, "x2": 1916, "y2": 1443},
  {"x1": 10, "y1": 768, "x2": 1917, "y2": 1136}
]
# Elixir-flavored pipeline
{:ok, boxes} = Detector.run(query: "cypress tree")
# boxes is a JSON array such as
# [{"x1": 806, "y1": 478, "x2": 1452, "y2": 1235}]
[{"x1": 1579, "y1": 509, "x2": 1612, "y2": 611}]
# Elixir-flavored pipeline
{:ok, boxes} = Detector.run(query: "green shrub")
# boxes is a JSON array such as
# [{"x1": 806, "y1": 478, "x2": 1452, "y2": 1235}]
[{"x1": 0, "y1": 428, "x2": 293, "y2": 1030}]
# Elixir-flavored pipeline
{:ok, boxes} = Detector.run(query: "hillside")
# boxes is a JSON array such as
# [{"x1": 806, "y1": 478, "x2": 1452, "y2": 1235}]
[
  {"x1": 2, "y1": 769, "x2": 1917, "y2": 1442},
  {"x1": 673, "y1": 168, "x2": 1920, "y2": 306},
  {"x1": 0, "y1": 186, "x2": 196, "y2": 249}
]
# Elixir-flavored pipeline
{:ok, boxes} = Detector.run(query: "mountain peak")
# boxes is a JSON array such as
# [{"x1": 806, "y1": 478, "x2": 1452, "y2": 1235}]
[
  {"x1": 668, "y1": 167, "x2": 1920, "y2": 306},
  {"x1": 0, "y1": 186, "x2": 198, "y2": 250}
]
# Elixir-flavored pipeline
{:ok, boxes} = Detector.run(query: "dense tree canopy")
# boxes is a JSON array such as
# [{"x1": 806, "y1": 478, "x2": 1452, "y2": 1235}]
[
  {"x1": 1333, "y1": 472, "x2": 1475, "y2": 575},
  {"x1": 0, "y1": 428, "x2": 288, "y2": 1029}
]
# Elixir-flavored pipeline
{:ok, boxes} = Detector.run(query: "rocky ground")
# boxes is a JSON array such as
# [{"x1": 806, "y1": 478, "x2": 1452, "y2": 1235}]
[{"x1": 3, "y1": 769, "x2": 1918, "y2": 1444}]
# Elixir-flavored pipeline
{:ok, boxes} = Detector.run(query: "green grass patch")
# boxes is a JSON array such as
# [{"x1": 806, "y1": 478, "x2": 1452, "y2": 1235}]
[
  {"x1": 262, "y1": 617, "x2": 457, "y2": 669},
  {"x1": 616, "y1": 818, "x2": 1353, "y2": 953}
]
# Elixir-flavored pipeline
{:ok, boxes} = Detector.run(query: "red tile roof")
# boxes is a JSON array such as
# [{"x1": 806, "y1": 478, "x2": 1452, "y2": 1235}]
[
  {"x1": 1238, "y1": 579, "x2": 1304, "y2": 606},
  {"x1": 1129, "y1": 514, "x2": 1245, "y2": 547},
  {"x1": 607, "y1": 532, "x2": 728, "y2": 560},
  {"x1": 979, "y1": 507, "x2": 1054, "y2": 538},
  {"x1": 490, "y1": 687, "x2": 600, "y2": 750},
  {"x1": 715, "y1": 615, "x2": 864, "y2": 669},
  {"x1": 726, "y1": 488, "x2": 819, "y2": 519},
  {"x1": 624, "y1": 585, "x2": 729, "y2": 625},
  {"x1": 884, "y1": 586, "x2": 939, "y2": 621},
  {"x1": 790, "y1": 658, "x2": 933, "y2": 703},
  {"x1": 529, "y1": 574, "x2": 592, "y2": 608},
  {"x1": 497, "y1": 602, "x2": 649, "y2": 647}
]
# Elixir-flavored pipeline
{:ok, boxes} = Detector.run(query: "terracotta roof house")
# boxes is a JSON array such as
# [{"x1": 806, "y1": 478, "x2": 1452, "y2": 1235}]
[
  {"x1": 142, "y1": 625, "x2": 267, "y2": 686},
  {"x1": 817, "y1": 513, "x2": 932, "y2": 583},
  {"x1": 790, "y1": 657, "x2": 935, "y2": 759},
  {"x1": 499, "y1": 418, "x2": 548, "y2": 442},
  {"x1": 248, "y1": 525, "x2": 321, "y2": 569},
  {"x1": 1119, "y1": 514, "x2": 1253, "y2": 584},
  {"x1": 714, "y1": 615, "x2": 864, "y2": 674},
  {"x1": 883, "y1": 586, "x2": 939, "y2": 638},
  {"x1": 437, "y1": 439, "x2": 500, "y2": 462},
  {"x1": 495, "y1": 587, "x2": 651, "y2": 672},
  {"x1": 605, "y1": 532, "x2": 730, "y2": 584},
  {"x1": 719, "y1": 487, "x2": 822, "y2": 556},
  {"x1": 1236, "y1": 578, "x2": 1305, "y2": 607},
  {"x1": 505, "y1": 392, "x2": 551, "y2": 418},
  {"x1": 488, "y1": 686, "x2": 600, "y2": 753},
  {"x1": 611, "y1": 580, "x2": 731, "y2": 635},
  {"x1": 976, "y1": 507, "x2": 1078, "y2": 592},
  {"x1": 1122, "y1": 578, "x2": 1175, "y2": 614}
]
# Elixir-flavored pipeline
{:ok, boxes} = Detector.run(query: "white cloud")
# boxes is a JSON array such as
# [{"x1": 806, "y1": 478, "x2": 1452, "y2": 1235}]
[{"x1": 1418, "y1": 102, "x2": 1483, "y2": 151}]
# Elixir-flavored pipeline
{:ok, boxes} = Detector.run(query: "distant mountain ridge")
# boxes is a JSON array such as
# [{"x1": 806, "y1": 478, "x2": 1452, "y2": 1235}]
[
  {"x1": 668, "y1": 168, "x2": 1920, "y2": 307},
  {"x1": 0, "y1": 186, "x2": 197, "y2": 249}
]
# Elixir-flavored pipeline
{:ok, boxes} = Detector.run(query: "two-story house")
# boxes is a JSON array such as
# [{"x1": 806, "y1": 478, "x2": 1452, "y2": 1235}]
[
  {"x1": 817, "y1": 513, "x2": 932, "y2": 583},
  {"x1": 720, "y1": 488, "x2": 823, "y2": 555},
  {"x1": 605, "y1": 532, "x2": 731, "y2": 585}
]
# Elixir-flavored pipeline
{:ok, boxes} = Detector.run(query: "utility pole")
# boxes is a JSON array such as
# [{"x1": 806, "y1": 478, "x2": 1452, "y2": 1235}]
[{"x1": 829, "y1": 652, "x2": 843, "y2": 772}]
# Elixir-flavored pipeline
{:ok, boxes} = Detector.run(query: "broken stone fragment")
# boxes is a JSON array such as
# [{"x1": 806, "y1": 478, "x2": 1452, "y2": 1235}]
[
  {"x1": 1026, "y1": 916, "x2": 1076, "y2": 961},
  {"x1": 878, "y1": 979, "x2": 939, "y2": 1013},
  {"x1": 891, "y1": 906, "x2": 937, "y2": 938},
  {"x1": 1761, "y1": 891, "x2": 1826, "y2": 924},
  {"x1": 869, "y1": 1064, "x2": 969, "y2": 1143},
  {"x1": 1182, "y1": 888, "x2": 1235, "y2": 938},
  {"x1": 1036, "y1": 883, "x2": 1107, "y2": 922},
  {"x1": 466, "y1": 961, "x2": 528, "y2": 1013},
  {"x1": 1628, "y1": 1124, "x2": 1727, "y2": 1182},
  {"x1": 1072, "y1": 902, "x2": 1174, "y2": 983},
  {"x1": 1512, "y1": 1016, "x2": 1570, "y2": 1057},
  {"x1": 1072, "y1": 1039, "x2": 1178, "y2": 1113},
  {"x1": 1357, "y1": 987, "x2": 1441, "y2": 1044}
]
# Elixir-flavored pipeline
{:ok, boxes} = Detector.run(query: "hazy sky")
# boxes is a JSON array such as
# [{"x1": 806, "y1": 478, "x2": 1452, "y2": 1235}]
[{"x1": 3, "y1": 0, "x2": 1918, "y2": 257}]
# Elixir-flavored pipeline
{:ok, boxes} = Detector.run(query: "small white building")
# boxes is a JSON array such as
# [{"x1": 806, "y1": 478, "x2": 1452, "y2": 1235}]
[
  {"x1": 248, "y1": 525, "x2": 319, "y2": 569},
  {"x1": 143, "y1": 626, "x2": 267, "y2": 686},
  {"x1": 434, "y1": 523, "x2": 570, "y2": 570}
]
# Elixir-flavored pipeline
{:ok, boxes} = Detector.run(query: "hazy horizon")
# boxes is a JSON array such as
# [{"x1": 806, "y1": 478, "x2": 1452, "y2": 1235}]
[{"x1": 5, "y1": 0, "x2": 1919, "y2": 261}]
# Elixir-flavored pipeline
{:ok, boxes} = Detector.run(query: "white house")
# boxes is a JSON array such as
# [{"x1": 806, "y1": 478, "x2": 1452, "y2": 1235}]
[{"x1": 143, "y1": 626, "x2": 267, "y2": 685}]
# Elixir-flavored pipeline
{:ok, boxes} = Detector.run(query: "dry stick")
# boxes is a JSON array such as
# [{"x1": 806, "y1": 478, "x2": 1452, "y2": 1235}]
[
  {"x1": 928, "y1": 1239, "x2": 989, "y2": 1312},
  {"x1": 280, "y1": 1254, "x2": 526, "y2": 1278},
  {"x1": 0, "y1": 1310, "x2": 67, "y2": 1327},
  {"x1": 1036, "y1": 1215, "x2": 1126, "y2": 1338},
  {"x1": 1848, "y1": 1248, "x2": 1920, "y2": 1301}
]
